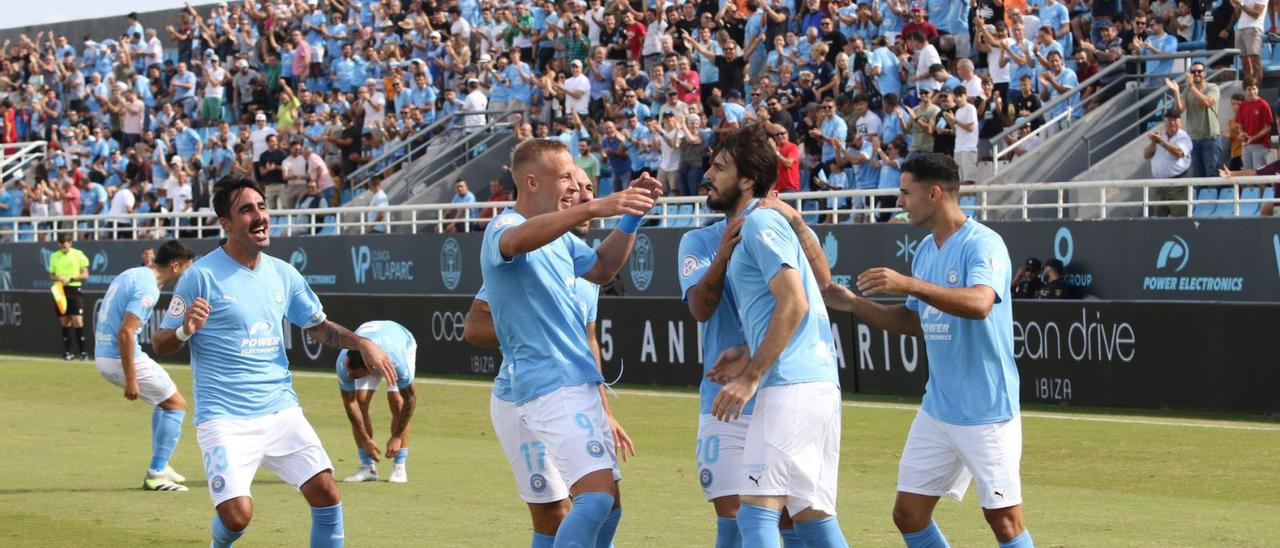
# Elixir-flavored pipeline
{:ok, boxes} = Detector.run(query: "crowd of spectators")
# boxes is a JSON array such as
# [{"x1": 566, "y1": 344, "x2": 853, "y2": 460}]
[{"x1": 0, "y1": 0, "x2": 1268, "y2": 241}]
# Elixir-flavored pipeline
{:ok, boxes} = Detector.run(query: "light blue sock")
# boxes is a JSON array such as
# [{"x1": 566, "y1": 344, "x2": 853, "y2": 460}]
[
  {"x1": 999, "y1": 530, "x2": 1034, "y2": 548},
  {"x1": 737, "y1": 503, "x2": 782, "y2": 548},
  {"x1": 394, "y1": 448, "x2": 409, "y2": 465},
  {"x1": 795, "y1": 516, "x2": 849, "y2": 548},
  {"x1": 149, "y1": 408, "x2": 185, "y2": 472},
  {"x1": 531, "y1": 532, "x2": 556, "y2": 548},
  {"x1": 715, "y1": 516, "x2": 741, "y2": 548},
  {"x1": 780, "y1": 527, "x2": 804, "y2": 548},
  {"x1": 211, "y1": 515, "x2": 245, "y2": 548},
  {"x1": 552, "y1": 492, "x2": 613, "y2": 548},
  {"x1": 903, "y1": 521, "x2": 950, "y2": 548},
  {"x1": 595, "y1": 507, "x2": 621, "y2": 548},
  {"x1": 356, "y1": 449, "x2": 374, "y2": 466},
  {"x1": 310, "y1": 503, "x2": 344, "y2": 547}
]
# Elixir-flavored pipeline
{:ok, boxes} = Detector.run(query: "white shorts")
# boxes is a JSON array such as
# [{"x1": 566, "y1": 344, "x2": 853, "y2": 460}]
[
  {"x1": 740, "y1": 382, "x2": 842, "y2": 516},
  {"x1": 95, "y1": 354, "x2": 178, "y2": 405},
  {"x1": 897, "y1": 410, "x2": 1023, "y2": 509},
  {"x1": 195, "y1": 406, "x2": 334, "y2": 507},
  {"x1": 492, "y1": 394, "x2": 570, "y2": 503},
  {"x1": 348, "y1": 343, "x2": 417, "y2": 393},
  {"x1": 516, "y1": 383, "x2": 621, "y2": 491},
  {"x1": 696, "y1": 413, "x2": 751, "y2": 501}
]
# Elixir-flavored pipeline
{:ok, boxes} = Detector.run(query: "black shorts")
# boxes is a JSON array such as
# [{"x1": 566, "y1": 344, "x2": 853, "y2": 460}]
[{"x1": 60, "y1": 286, "x2": 84, "y2": 317}]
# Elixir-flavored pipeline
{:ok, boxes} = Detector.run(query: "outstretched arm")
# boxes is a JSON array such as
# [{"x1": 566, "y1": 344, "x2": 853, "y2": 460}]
[{"x1": 306, "y1": 320, "x2": 399, "y2": 383}]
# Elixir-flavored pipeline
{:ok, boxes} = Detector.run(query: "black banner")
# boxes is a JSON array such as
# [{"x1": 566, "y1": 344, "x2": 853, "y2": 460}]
[
  {"x1": 2, "y1": 218, "x2": 1277, "y2": 301},
  {"x1": 3, "y1": 290, "x2": 1275, "y2": 414}
]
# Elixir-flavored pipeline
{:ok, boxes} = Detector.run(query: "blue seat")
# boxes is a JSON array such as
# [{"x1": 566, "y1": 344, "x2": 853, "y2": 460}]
[
  {"x1": 1212, "y1": 187, "x2": 1238, "y2": 217},
  {"x1": 959, "y1": 195, "x2": 978, "y2": 217},
  {"x1": 1178, "y1": 20, "x2": 1207, "y2": 51},
  {"x1": 1263, "y1": 187, "x2": 1277, "y2": 216},
  {"x1": 16, "y1": 222, "x2": 33, "y2": 242},
  {"x1": 1238, "y1": 187, "x2": 1262, "y2": 216},
  {"x1": 317, "y1": 215, "x2": 339, "y2": 235},
  {"x1": 801, "y1": 201, "x2": 820, "y2": 224},
  {"x1": 1191, "y1": 188, "x2": 1217, "y2": 217},
  {"x1": 269, "y1": 216, "x2": 287, "y2": 237}
]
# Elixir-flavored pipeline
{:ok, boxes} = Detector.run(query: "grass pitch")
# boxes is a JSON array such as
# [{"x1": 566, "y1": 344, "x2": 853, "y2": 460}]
[{"x1": 0, "y1": 354, "x2": 1277, "y2": 547}]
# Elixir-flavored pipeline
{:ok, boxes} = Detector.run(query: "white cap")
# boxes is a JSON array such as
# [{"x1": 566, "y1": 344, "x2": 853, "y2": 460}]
[
  {"x1": 255, "y1": 113, "x2": 267, "y2": 121},
  {"x1": 479, "y1": 53, "x2": 492, "y2": 63}
]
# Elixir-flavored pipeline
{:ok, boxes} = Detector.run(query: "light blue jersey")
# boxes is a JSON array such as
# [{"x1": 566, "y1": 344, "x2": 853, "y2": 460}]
[
  {"x1": 726, "y1": 206, "x2": 838, "y2": 388},
  {"x1": 905, "y1": 219, "x2": 1019, "y2": 426},
  {"x1": 336, "y1": 321, "x2": 416, "y2": 391},
  {"x1": 160, "y1": 247, "x2": 326, "y2": 425},
  {"x1": 486, "y1": 269, "x2": 600, "y2": 403},
  {"x1": 94, "y1": 266, "x2": 160, "y2": 360},
  {"x1": 481, "y1": 210, "x2": 603, "y2": 405},
  {"x1": 677, "y1": 221, "x2": 752, "y2": 416}
]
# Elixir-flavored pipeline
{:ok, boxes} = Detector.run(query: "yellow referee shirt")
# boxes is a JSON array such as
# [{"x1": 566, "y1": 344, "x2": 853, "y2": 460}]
[{"x1": 49, "y1": 248, "x2": 89, "y2": 288}]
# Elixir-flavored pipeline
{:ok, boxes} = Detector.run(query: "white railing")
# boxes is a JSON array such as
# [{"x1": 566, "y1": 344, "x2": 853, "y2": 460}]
[
  {"x1": 0, "y1": 177, "x2": 1274, "y2": 241},
  {"x1": 0, "y1": 141, "x2": 48, "y2": 182}
]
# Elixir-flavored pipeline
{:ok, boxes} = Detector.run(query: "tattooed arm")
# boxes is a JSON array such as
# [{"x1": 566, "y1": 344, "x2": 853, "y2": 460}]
[{"x1": 305, "y1": 320, "x2": 398, "y2": 383}]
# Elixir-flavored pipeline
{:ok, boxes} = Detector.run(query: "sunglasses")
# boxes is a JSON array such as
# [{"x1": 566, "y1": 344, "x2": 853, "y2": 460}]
[
  {"x1": 1189, "y1": 69, "x2": 1205, "y2": 74},
  {"x1": 769, "y1": 132, "x2": 786, "y2": 137}
]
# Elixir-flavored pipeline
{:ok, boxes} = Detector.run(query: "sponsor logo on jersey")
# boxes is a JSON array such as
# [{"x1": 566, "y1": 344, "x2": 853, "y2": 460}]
[{"x1": 681, "y1": 255, "x2": 698, "y2": 278}]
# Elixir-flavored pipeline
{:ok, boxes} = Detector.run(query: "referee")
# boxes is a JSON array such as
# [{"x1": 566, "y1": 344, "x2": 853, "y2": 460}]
[{"x1": 49, "y1": 233, "x2": 90, "y2": 360}]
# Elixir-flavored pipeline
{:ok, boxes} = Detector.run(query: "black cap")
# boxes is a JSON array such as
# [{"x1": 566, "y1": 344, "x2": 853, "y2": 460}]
[
  {"x1": 1044, "y1": 259, "x2": 1065, "y2": 272},
  {"x1": 1024, "y1": 258, "x2": 1042, "y2": 271}
]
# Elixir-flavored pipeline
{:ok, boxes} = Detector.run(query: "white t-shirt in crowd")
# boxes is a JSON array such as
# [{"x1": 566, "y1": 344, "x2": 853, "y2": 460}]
[
  {"x1": 564, "y1": 74, "x2": 592, "y2": 115},
  {"x1": 1239, "y1": 0, "x2": 1267, "y2": 30},
  {"x1": 987, "y1": 38, "x2": 1012, "y2": 84},
  {"x1": 855, "y1": 111, "x2": 882, "y2": 139},
  {"x1": 463, "y1": 89, "x2": 489, "y2": 129},
  {"x1": 250, "y1": 126, "x2": 278, "y2": 161},
  {"x1": 204, "y1": 66, "x2": 227, "y2": 99},
  {"x1": 109, "y1": 187, "x2": 136, "y2": 216},
  {"x1": 658, "y1": 127, "x2": 682, "y2": 172},
  {"x1": 954, "y1": 103, "x2": 980, "y2": 152}
]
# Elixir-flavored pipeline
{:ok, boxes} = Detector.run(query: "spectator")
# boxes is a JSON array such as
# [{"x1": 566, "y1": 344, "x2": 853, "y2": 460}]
[
  {"x1": 1235, "y1": 80, "x2": 1272, "y2": 170},
  {"x1": 480, "y1": 179, "x2": 512, "y2": 222},
  {"x1": 873, "y1": 139, "x2": 907, "y2": 222},
  {"x1": 256, "y1": 134, "x2": 288, "y2": 210},
  {"x1": 462, "y1": 78, "x2": 489, "y2": 131},
  {"x1": 282, "y1": 141, "x2": 309, "y2": 209},
  {"x1": 770, "y1": 122, "x2": 802, "y2": 194},
  {"x1": 366, "y1": 176, "x2": 389, "y2": 234},
  {"x1": 1235, "y1": 0, "x2": 1267, "y2": 83},
  {"x1": 575, "y1": 138, "x2": 601, "y2": 182},
  {"x1": 1137, "y1": 17, "x2": 1179, "y2": 80},
  {"x1": 905, "y1": 88, "x2": 940, "y2": 159},
  {"x1": 445, "y1": 180, "x2": 477, "y2": 233},
  {"x1": 1145, "y1": 112, "x2": 1192, "y2": 217},
  {"x1": 1165, "y1": 63, "x2": 1221, "y2": 179},
  {"x1": 1038, "y1": 51, "x2": 1079, "y2": 122},
  {"x1": 1012, "y1": 258, "x2": 1044, "y2": 298},
  {"x1": 1036, "y1": 259, "x2": 1078, "y2": 298},
  {"x1": 600, "y1": 119, "x2": 631, "y2": 196},
  {"x1": 653, "y1": 113, "x2": 683, "y2": 195}
]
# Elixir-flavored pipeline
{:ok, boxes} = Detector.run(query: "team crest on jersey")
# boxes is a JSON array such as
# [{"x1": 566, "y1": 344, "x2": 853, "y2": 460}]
[
  {"x1": 493, "y1": 215, "x2": 518, "y2": 229},
  {"x1": 273, "y1": 290, "x2": 285, "y2": 306},
  {"x1": 946, "y1": 270, "x2": 959, "y2": 286},
  {"x1": 167, "y1": 295, "x2": 186, "y2": 317},
  {"x1": 141, "y1": 295, "x2": 155, "y2": 309},
  {"x1": 586, "y1": 440, "x2": 605, "y2": 458},
  {"x1": 699, "y1": 468, "x2": 713, "y2": 488},
  {"x1": 211, "y1": 475, "x2": 226, "y2": 493},
  {"x1": 681, "y1": 255, "x2": 698, "y2": 278},
  {"x1": 529, "y1": 474, "x2": 548, "y2": 494}
]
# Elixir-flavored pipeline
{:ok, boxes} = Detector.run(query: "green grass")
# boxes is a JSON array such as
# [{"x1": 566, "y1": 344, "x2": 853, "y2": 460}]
[{"x1": 0, "y1": 354, "x2": 1277, "y2": 547}]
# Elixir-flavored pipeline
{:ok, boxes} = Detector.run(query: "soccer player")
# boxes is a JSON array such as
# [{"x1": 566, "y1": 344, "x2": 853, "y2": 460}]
[
  {"x1": 152, "y1": 177, "x2": 398, "y2": 548},
  {"x1": 49, "y1": 233, "x2": 89, "y2": 360},
  {"x1": 479, "y1": 139, "x2": 659, "y2": 548},
  {"x1": 94, "y1": 239, "x2": 197, "y2": 492},
  {"x1": 680, "y1": 188, "x2": 833, "y2": 548},
  {"x1": 465, "y1": 167, "x2": 636, "y2": 548},
  {"x1": 702, "y1": 124, "x2": 848, "y2": 548},
  {"x1": 822, "y1": 153, "x2": 1033, "y2": 548},
  {"x1": 335, "y1": 320, "x2": 418, "y2": 484}
]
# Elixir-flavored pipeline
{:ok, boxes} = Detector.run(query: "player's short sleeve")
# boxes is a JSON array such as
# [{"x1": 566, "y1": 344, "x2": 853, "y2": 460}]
[
  {"x1": 335, "y1": 349, "x2": 356, "y2": 391},
  {"x1": 285, "y1": 262, "x2": 327, "y2": 329},
  {"x1": 677, "y1": 229, "x2": 715, "y2": 302},
  {"x1": 966, "y1": 233, "x2": 1011, "y2": 304},
  {"x1": 76, "y1": 250, "x2": 89, "y2": 270},
  {"x1": 126, "y1": 282, "x2": 160, "y2": 323},
  {"x1": 483, "y1": 212, "x2": 524, "y2": 267},
  {"x1": 160, "y1": 270, "x2": 202, "y2": 330},
  {"x1": 475, "y1": 284, "x2": 488, "y2": 303},
  {"x1": 565, "y1": 234, "x2": 598, "y2": 277},
  {"x1": 579, "y1": 280, "x2": 600, "y2": 323},
  {"x1": 740, "y1": 211, "x2": 801, "y2": 285}
]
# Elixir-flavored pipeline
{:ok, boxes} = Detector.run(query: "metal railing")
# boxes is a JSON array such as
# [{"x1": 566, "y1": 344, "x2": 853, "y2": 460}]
[
  {"x1": 0, "y1": 141, "x2": 48, "y2": 182},
  {"x1": 345, "y1": 109, "x2": 520, "y2": 192},
  {"x1": 0, "y1": 177, "x2": 1273, "y2": 241},
  {"x1": 990, "y1": 49, "x2": 1239, "y2": 175}
]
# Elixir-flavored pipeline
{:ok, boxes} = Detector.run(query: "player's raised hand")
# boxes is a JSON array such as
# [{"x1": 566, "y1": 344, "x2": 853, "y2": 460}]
[
  {"x1": 183, "y1": 296, "x2": 211, "y2": 333},
  {"x1": 608, "y1": 415, "x2": 636, "y2": 462},
  {"x1": 628, "y1": 172, "x2": 665, "y2": 199},
  {"x1": 706, "y1": 344, "x2": 749, "y2": 384},
  {"x1": 358, "y1": 338, "x2": 398, "y2": 385},
  {"x1": 757, "y1": 194, "x2": 804, "y2": 226},
  {"x1": 857, "y1": 267, "x2": 915, "y2": 297},
  {"x1": 592, "y1": 184, "x2": 658, "y2": 218}
]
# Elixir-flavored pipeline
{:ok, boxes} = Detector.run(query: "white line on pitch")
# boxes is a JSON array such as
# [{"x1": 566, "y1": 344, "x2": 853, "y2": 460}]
[{"x1": 8, "y1": 355, "x2": 1278, "y2": 433}]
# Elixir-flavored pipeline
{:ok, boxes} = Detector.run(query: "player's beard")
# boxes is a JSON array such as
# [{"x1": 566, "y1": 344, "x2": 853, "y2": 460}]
[{"x1": 706, "y1": 183, "x2": 741, "y2": 213}]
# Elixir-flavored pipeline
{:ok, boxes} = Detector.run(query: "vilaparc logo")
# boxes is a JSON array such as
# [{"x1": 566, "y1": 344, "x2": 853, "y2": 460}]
[
  {"x1": 630, "y1": 234, "x2": 654, "y2": 292},
  {"x1": 91, "y1": 250, "x2": 110, "y2": 273},
  {"x1": 440, "y1": 238, "x2": 462, "y2": 290},
  {"x1": 351, "y1": 246, "x2": 414, "y2": 285},
  {"x1": 289, "y1": 248, "x2": 308, "y2": 271},
  {"x1": 1155, "y1": 235, "x2": 1190, "y2": 272}
]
